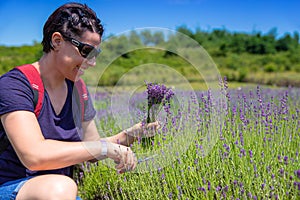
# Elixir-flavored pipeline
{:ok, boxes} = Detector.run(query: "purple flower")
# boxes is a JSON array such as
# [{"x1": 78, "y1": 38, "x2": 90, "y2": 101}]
[
  {"x1": 233, "y1": 180, "x2": 238, "y2": 186},
  {"x1": 223, "y1": 143, "x2": 230, "y2": 152},
  {"x1": 240, "y1": 149, "x2": 246, "y2": 157},
  {"x1": 293, "y1": 182, "x2": 300, "y2": 191},
  {"x1": 271, "y1": 174, "x2": 275, "y2": 179},
  {"x1": 279, "y1": 168, "x2": 284, "y2": 176},
  {"x1": 249, "y1": 150, "x2": 253, "y2": 158},
  {"x1": 284, "y1": 156, "x2": 288, "y2": 165},
  {"x1": 177, "y1": 185, "x2": 182, "y2": 196},
  {"x1": 224, "y1": 185, "x2": 228, "y2": 192},
  {"x1": 145, "y1": 82, "x2": 174, "y2": 122},
  {"x1": 198, "y1": 187, "x2": 206, "y2": 193},
  {"x1": 295, "y1": 170, "x2": 300, "y2": 179},
  {"x1": 248, "y1": 192, "x2": 252, "y2": 198},
  {"x1": 194, "y1": 158, "x2": 198, "y2": 165}
]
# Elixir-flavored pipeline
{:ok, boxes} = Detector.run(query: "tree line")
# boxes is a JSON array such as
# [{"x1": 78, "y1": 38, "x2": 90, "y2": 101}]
[{"x1": 176, "y1": 26, "x2": 299, "y2": 55}]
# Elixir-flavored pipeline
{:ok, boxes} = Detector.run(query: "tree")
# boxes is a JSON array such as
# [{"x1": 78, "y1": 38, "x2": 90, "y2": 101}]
[
  {"x1": 176, "y1": 25, "x2": 194, "y2": 38},
  {"x1": 140, "y1": 30, "x2": 153, "y2": 46},
  {"x1": 275, "y1": 33, "x2": 296, "y2": 51},
  {"x1": 152, "y1": 31, "x2": 165, "y2": 45},
  {"x1": 128, "y1": 30, "x2": 142, "y2": 47}
]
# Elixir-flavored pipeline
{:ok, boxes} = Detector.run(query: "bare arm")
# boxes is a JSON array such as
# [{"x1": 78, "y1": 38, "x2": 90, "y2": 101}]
[
  {"x1": 82, "y1": 119, "x2": 135, "y2": 146},
  {"x1": 82, "y1": 120, "x2": 160, "y2": 146},
  {"x1": 1, "y1": 111, "x2": 136, "y2": 171}
]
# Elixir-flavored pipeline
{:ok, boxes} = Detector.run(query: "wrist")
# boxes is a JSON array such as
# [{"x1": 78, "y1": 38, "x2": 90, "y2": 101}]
[
  {"x1": 100, "y1": 140, "x2": 108, "y2": 156},
  {"x1": 124, "y1": 129, "x2": 138, "y2": 143}
]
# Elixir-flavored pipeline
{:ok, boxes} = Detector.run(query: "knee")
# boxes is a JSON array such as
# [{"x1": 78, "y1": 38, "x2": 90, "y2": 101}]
[{"x1": 48, "y1": 175, "x2": 78, "y2": 199}]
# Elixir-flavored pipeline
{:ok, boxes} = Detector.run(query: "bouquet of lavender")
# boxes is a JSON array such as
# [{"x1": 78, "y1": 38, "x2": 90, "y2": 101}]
[
  {"x1": 139, "y1": 82, "x2": 174, "y2": 147},
  {"x1": 146, "y1": 82, "x2": 174, "y2": 123}
]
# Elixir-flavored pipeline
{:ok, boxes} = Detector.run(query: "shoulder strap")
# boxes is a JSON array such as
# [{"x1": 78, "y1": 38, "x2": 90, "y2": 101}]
[
  {"x1": 0, "y1": 64, "x2": 44, "y2": 154},
  {"x1": 0, "y1": 67, "x2": 88, "y2": 154},
  {"x1": 15, "y1": 65, "x2": 88, "y2": 120},
  {"x1": 74, "y1": 78, "x2": 88, "y2": 121},
  {"x1": 15, "y1": 64, "x2": 44, "y2": 118}
]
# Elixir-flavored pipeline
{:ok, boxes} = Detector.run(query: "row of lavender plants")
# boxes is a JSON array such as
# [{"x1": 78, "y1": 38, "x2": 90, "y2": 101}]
[{"x1": 78, "y1": 83, "x2": 300, "y2": 200}]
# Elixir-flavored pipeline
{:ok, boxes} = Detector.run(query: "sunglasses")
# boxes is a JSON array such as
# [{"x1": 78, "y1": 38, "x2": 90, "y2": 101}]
[{"x1": 65, "y1": 37, "x2": 101, "y2": 59}]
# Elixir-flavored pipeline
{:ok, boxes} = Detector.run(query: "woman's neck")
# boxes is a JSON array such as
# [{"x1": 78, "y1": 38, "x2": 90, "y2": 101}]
[{"x1": 33, "y1": 53, "x2": 65, "y2": 91}]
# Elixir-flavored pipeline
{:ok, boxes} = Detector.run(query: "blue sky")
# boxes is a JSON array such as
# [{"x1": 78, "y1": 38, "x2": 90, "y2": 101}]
[{"x1": 0, "y1": 0, "x2": 299, "y2": 46}]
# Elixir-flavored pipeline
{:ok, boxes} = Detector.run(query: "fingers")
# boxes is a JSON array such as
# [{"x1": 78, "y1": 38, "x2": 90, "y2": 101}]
[
  {"x1": 148, "y1": 121, "x2": 161, "y2": 131},
  {"x1": 110, "y1": 144, "x2": 137, "y2": 173},
  {"x1": 116, "y1": 151, "x2": 135, "y2": 174},
  {"x1": 124, "y1": 121, "x2": 161, "y2": 140},
  {"x1": 141, "y1": 121, "x2": 161, "y2": 138}
]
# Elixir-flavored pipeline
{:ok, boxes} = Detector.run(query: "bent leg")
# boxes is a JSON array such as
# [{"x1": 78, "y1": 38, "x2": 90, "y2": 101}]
[{"x1": 16, "y1": 174, "x2": 78, "y2": 200}]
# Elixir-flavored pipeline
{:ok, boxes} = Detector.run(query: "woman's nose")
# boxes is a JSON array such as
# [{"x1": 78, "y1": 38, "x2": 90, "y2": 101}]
[{"x1": 86, "y1": 57, "x2": 96, "y2": 67}]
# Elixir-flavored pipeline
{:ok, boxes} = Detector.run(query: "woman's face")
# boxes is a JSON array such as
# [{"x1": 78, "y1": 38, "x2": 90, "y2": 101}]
[{"x1": 54, "y1": 31, "x2": 101, "y2": 81}]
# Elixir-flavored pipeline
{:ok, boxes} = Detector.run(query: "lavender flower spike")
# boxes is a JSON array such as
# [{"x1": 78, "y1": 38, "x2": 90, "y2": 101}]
[{"x1": 145, "y1": 81, "x2": 174, "y2": 123}]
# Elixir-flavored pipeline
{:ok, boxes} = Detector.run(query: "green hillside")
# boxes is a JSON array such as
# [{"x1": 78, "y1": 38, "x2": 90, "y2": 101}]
[{"x1": 1, "y1": 26, "x2": 299, "y2": 87}]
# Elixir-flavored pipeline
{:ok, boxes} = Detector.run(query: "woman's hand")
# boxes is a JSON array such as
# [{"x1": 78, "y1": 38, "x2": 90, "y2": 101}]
[
  {"x1": 125, "y1": 121, "x2": 161, "y2": 138},
  {"x1": 106, "y1": 142, "x2": 137, "y2": 173}
]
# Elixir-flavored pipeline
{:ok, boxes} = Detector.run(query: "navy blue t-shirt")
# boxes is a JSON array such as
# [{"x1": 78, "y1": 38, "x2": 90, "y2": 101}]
[{"x1": 0, "y1": 68, "x2": 96, "y2": 185}]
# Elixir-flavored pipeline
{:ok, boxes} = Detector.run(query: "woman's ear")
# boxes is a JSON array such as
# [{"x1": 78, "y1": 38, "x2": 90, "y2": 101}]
[{"x1": 51, "y1": 32, "x2": 63, "y2": 50}]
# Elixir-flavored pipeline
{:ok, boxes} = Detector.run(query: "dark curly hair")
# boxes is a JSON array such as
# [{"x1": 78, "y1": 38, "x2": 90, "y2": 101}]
[{"x1": 41, "y1": 2, "x2": 104, "y2": 53}]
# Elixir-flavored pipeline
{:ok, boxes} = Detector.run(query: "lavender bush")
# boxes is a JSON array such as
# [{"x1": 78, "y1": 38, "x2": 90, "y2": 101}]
[{"x1": 78, "y1": 82, "x2": 300, "y2": 200}]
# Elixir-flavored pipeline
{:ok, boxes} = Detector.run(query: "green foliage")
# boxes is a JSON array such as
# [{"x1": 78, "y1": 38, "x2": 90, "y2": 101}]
[
  {"x1": 96, "y1": 48, "x2": 199, "y2": 86},
  {"x1": 0, "y1": 43, "x2": 42, "y2": 74},
  {"x1": 264, "y1": 63, "x2": 277, "y2": 72},
  {"x1": 0, "y1": 27, "x2": 299, "y2": 87}
]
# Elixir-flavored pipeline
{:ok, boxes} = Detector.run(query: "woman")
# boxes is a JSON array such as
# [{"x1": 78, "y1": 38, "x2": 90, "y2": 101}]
[{"x1": 0, "y1": 3, "x2": 159, "y2": 199}]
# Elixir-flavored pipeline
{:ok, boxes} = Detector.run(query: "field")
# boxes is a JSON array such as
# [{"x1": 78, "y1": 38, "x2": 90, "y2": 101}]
[
  {"x1": 77, "y1": 82, "x2": 300, "y2": 200},
  {"x1": 1, "y1": 25, "x2": 299, "y2": 200}
]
